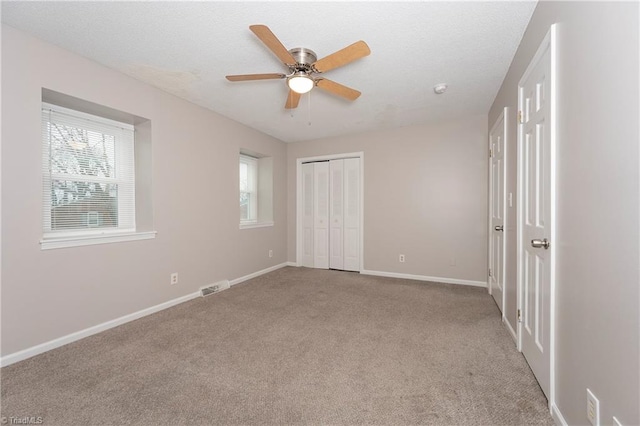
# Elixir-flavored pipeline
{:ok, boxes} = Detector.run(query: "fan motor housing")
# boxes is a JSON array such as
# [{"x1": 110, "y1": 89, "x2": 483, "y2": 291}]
[{"x1": 289, "y1": 48, "x2": 317, "y2": 67}]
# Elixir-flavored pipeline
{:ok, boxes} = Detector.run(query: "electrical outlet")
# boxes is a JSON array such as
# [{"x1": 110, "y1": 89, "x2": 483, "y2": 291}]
[
  {"x1": 587, "y1": 388, "x2": 600, "y2": 426},
  {"x1": 613, "y1": 416, "x2": 622, "y2": 426},
  {"x1": 399, "y1": 254, "x2": 405, "y2": 263},
  {"x1": 170, "y1": 273, "x2": 178, "y2": 285},
  {"x1": 269, "y1": 249, "x2": 273, "y2": 258}
]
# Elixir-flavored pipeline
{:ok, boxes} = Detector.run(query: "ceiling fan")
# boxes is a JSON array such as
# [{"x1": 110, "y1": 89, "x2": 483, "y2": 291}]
[{"x1": 226, "y1": 25, "x2": 371, "y2": 109}]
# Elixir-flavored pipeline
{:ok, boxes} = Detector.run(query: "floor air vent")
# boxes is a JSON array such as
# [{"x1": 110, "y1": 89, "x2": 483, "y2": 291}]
[{"x1": 200, "y1": 280, "x2": 230, "y2": 297}]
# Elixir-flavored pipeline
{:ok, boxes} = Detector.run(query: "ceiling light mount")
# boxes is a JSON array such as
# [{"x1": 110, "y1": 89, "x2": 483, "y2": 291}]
[
  {"x1": 433, "y1": 83, "x2": 448, "y2": 95},
  {"x1": 285, "y1": 48, "x2": 317, "y2": 94}
]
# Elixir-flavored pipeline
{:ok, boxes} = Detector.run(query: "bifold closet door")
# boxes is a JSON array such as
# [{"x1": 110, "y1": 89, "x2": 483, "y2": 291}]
[
  {"x1": 301, "y1": 163, "x2": 315, "y2": 268},
  {"x1": 343, "y1": 158, "x2": 360, "y2": 271},
  {"x1": 313, "y1": 162, "x2": 330, "y2": 269},
  {"x1": 329, "y1": 160, "x2": 344, "y2": 270},
  {"x1": 301, "y1": 159, "x2": 359, "y2": 271}
]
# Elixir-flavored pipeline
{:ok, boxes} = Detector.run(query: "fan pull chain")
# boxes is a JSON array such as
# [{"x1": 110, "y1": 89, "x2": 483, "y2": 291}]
[{"x1": 308, "y1": 90, "x2": 312, "y2": 126}]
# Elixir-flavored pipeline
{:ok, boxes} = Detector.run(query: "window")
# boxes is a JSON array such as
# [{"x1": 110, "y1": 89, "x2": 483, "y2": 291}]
[
  {"x1": 239, "y1": 150, "x2": 274, "y2": 229},
  {"x1": 239, "y1": 155, "x2": 258, "y2": 224},
  {"x1": 42, "y1": 103, "x2": 136, "y2": 240}
]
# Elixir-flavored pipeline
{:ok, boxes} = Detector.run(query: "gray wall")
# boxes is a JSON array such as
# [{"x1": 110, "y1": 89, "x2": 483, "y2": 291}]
[
  {"x1": 489, "y1": 1, "x2": 639, "y2": 424},
  {"x1": 287, "y1": 115, "x2": 488, "y2": 284},
  {"x1": 1, "y1": 25, "x2": 288, "y2": 356}
]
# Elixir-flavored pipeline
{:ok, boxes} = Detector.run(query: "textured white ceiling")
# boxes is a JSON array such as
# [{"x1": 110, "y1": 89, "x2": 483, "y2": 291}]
[{"x1": 2, "y1": 1, "x2": 537, "y2": 143}]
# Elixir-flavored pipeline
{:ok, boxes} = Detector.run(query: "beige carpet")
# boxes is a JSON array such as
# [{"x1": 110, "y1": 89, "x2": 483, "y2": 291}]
[{"x1": 1, "y1": 267, "x2": 553, "y2": 425}]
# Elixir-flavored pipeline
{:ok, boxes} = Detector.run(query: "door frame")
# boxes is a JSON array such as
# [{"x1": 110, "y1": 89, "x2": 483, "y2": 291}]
[
  {"x1": 488, "y1": 107, "x2": 508, "y2": 321},
  {"x1": 516, "y1": 24, "x2": 557, "y2": 409},
  {"x1": 296, "y1": 152, "x2": 364, "y2": 271}
]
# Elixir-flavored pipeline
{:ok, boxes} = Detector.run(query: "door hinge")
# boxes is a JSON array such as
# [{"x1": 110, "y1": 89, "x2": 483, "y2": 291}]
[
  {"x1": 517, "y1": 309, "x2": 522, "y2": 322},
  {"x1": 489, "y1": 147, "x2": 493, "y2": 158},
  {"x1": 518, "y1": 110, "x2": 523, "y2": 124},
  {"x1": 488, "y1": 268, "x2": 492, "y2": 277}
]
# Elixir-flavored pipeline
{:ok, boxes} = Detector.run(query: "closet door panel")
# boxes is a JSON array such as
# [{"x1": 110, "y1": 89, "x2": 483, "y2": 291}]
[
  {"x1": 329, "y1": 160, "x2": 344, "y2": 270},
  {"x1": 343, "y1": 158, "x2": 360, "y2": 271},
  {"x1": 313, "y1": 162, "x2": 330, "y2": 269},
  {"x1": 301, "y1": 163, "x2": 315, "y2": 267}
]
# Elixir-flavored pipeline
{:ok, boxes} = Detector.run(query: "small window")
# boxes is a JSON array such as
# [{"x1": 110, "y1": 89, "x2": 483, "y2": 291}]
[
  {"x1": 239, "y1": 150, "x2": 273, "y2": 229},
  {"x1": 239, "y1": 155, "x2": 258, "y2": 224},
  {"x1": 41, "y1": 103, "x2": 136, "y2": 238}
]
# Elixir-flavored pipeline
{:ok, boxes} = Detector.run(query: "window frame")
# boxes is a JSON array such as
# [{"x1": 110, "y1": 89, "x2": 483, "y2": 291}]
[
  {"x1": 40, "y1": 102, "x2": 155, "y2": 249},
  {"x1": 239, "y1": 154, "x2": 258, "y2": 225}
]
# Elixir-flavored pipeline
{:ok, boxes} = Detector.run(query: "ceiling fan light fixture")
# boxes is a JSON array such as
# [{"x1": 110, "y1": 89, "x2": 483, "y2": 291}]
[
  {"x1": 287, "y1": 72, "x2": 314, "y2": 94},
  {"x1": 226, "y1": 25, "x2": 370, "y2": 108}
]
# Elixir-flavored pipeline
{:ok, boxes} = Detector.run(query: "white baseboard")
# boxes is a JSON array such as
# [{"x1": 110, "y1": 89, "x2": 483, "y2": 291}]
[
  {"x1": 286, "y1": 261, "x2": 298, "y2": 267},
  {"x1": 0, "y1": 290, "x2": 200, "y2": 368},
  {"x1": 360, "y1": 269, "x2": 487, "y2": 288},
  {"x1": 1, "y1": 262, "x2": 290, "y2": 368},
  {"x1": 504, "y1": 316, "x2": 518, "y2": 345},
  {"x1": 551, "y1": 403, "x2": 568, "y2": 426},
  {"x1": 229, "y1": 262, "x2": 289, "y2": 286}
]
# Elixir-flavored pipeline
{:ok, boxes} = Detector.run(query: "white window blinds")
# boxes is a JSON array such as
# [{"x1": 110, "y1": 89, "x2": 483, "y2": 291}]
[
  {"x1": 239, "y1": 155, "x2": 257, "y2": 223},
  {"x1": 41, "y1": 103, "x2": 136, "y2": 237}
]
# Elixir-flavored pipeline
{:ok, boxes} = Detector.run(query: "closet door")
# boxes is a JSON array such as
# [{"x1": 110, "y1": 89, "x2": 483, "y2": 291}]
[
  {"x1": 343, "y1": 158, "x2": 360, "y2": 271},
  {"x1": 329, "y1": 160, "x2": 344, "y2": 270},
  {"x1": 301, "y1": 163, "x2": 315, "y2": 267},
  {"x1": 313, "y1": 162, "x2": 330, "y2": 269}
]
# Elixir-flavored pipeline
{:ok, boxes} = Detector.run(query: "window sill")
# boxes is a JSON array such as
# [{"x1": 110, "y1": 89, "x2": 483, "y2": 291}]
[
  {"x1": 239, "y1": 221, "x2": 274, "y2": 230},
  {"x1": 40, "y1": 230, "x2": 157, "y2": 250}
]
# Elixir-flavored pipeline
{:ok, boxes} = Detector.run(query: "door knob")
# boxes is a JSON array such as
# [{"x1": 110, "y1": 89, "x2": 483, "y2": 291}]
[
  {"x1": 494, "y1": 225, "x2": 504, "y2": 232},
  {"x1": 531, "y1": 238, "x2": 550, "y2": 249}
]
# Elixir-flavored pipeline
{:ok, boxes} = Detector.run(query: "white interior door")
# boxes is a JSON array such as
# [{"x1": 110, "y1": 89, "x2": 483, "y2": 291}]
[
  {"x1": 330, "y1": 160, "x2": 344, "y2": 270},
  {"x1": 343, "y1": 158, "x2": 360, "y2": 272},
  {"x1": 489, "y1": 110, "x2": 507, "y2": 313},
  {"x1": 518, "y1": 27, "x2": 555, "y2": 400},
  {"x1": 314, "y1": 162, "x2": 330, "y2": 269},
  {"x1": 301, "y1": 163, "x2": 315, "y2": 268},
  {"x1": 297, "y1": 154, "x2": 362, "y2": 272}
]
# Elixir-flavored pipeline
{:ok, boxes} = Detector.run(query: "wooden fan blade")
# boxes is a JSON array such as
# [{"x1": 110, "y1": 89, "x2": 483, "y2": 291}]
[
  {"x1": 316, "y1": 78, "x2": 361, "y2": 101},
  {"x1": 226, "y1": 73, "x2": 286, "y2": 82},
  {"x1": 285, "y1": 90, "x2": 301, "y2": 109},
  {"x1": 312, "y1": 40, "x2": 370, "y2": 73},
  {"x1": 250, "y1": 24, "x2": 297, "y2": 65}
]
